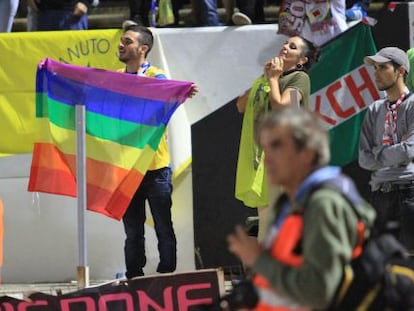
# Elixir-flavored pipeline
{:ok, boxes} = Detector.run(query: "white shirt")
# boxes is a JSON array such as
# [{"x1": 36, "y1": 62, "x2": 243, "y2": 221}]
[{"x1": 301, "y1": 0, "x2": 348, "y2": 46}]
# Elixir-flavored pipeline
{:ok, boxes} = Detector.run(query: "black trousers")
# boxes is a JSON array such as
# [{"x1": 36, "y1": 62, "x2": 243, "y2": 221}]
[
  {"x1": 122, "y1": 167, "x2": 177, "y2": 278},
  {"x1": 128, "y1": 0, "x2": 182, "y2": 26},
  {"x1": 236, "y1": 0, "x2": 264, "y2": 23},
  {"x1": 371, "y1": 182, "x2": 414, "y2": 251}
]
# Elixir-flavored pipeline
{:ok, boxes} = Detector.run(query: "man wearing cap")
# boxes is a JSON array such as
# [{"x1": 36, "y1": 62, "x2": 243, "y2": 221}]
[{"x1": 359, "y1": 47, "x2": 414, "y2": 251}]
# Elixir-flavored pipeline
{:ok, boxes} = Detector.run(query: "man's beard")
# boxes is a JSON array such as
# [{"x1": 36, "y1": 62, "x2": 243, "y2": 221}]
[
  {"x1": 378, "y1": 80, "x2": 397, "y2": 92},
  {"x1": 118, "y1": 52, "x2": 129, "y2": 63}
]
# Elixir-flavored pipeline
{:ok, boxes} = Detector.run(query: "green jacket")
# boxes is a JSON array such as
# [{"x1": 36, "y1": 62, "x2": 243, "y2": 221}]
[{"x1": 253, "y1": 186, "x2": 376, "y2": 310}]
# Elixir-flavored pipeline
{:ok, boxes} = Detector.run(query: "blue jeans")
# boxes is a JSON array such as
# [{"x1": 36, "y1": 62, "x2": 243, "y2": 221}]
[
  {"x1": 192, "y1": 0, "x2": 220, "y2": 26},
  {"x1": 122, "y1": 167, "x2": 176, "y2": 278},
  {"x1": 36, "y1": 9, "x2": 88, "y2": 30},
  {"x1": 371, "y1": 183, "x2": 414, "y2": 251},
  {"x1": 0, "y1": 0, "x2": 19, "y2": 32}
]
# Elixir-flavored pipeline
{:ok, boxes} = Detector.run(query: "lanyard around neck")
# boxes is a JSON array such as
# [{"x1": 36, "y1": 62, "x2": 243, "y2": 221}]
[{"x1": 383, "y1": 88, "x2": 410, "y2": 145}]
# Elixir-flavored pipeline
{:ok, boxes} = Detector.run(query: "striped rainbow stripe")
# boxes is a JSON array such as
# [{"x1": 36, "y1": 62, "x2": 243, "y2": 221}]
[{"x1": 28, "y1": 58, "x2": 193, "y2": 220}]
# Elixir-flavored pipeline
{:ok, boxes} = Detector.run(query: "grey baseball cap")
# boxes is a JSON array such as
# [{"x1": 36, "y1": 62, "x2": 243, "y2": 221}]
[{"x1": 364, "y1": 47, "x2": 410, "y2": 72}]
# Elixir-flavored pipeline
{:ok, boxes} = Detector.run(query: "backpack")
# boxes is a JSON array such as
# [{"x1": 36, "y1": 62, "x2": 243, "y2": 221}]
[
  {"x1": 331, "y1": 233, "x2": 414, "y2": 310},
  {"x1": 314, "y1": 177, "x2": 414, "y2": 311}
]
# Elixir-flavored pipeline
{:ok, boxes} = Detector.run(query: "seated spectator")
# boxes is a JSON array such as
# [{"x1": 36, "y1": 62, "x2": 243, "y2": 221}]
[
  {"x1": 27, "y1": 0, "x2": 99, "y2": 31},
  {"x1": 191, "y1": 0, "x2": 221, "y2": 26},
  {"x1": 171, "y1": 0, "x2": 183, "y2": 26},
  {"x1": 0, "y1": 0, "x2": 19, "y2": 32},
  {"x1": 345, "y1": 0, "x2": 371, "y2": 21},
  {"x1": 231, "y1": 0, "x2": 265, "y2": 25},
  {"x1": 27, "y1": 4, "x2": 38, "y2": 31},
  {"x1": 278, "y1": 0, "x2": 348, "y2": 46},
  {"x1": 127, "y1": 0, "x2": 182, "y2": 27}
]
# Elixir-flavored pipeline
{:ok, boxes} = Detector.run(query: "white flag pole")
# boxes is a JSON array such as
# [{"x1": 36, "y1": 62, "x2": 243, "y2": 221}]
[{"x1": 76, "y1": 104, "x2": 89, "y2": 288}]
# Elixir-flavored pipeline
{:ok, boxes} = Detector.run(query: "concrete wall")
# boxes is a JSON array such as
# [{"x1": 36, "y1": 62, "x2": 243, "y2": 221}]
[{"x1": 0, "y1": 154, "x2": 194, "y2": 283}]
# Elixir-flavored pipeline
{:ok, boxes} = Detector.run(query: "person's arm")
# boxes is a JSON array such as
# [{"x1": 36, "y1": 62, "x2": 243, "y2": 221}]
[
  {"x1": 372, "y1": 100, "x2": 414, "y2": 167},
  {"x1": 27, "y1": 0, "x2": 39, "y2": 11},
  {"x1": 358, "y1": 104, "x2": 383, "y2": 171},
  {"x1": 252, "y1": 191, "x2": 359, "y2": 309},
  {"x1": 265, "y1": 57, "x2": 292, "y2": 108},
  {"x1": 266, "y1": 63, "x2": 306, "y2": 109},
  {"x1": 236, "y1": 89, "x2": 250, "y2": 113},
  {"x1": 188, "y1": 84, "x2": 199, "y2": 98},
  {"x1": 264, "y1": 57, "x2": 302, "y2": 109},
  {"x1": 267, "y1": 80, "x2": 303, "y2": 108},
  {"x1": 73, "y1": 2, "x2": 88, "y2": 16},
  {"x1": 73, "y1": 0, "x2": 99, "y2": 16}
]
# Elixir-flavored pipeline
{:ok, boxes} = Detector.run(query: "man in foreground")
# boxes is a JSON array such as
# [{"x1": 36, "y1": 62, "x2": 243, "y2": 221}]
[{"x1": 228, "y1": 107, "x2": 376, "y2": 310}]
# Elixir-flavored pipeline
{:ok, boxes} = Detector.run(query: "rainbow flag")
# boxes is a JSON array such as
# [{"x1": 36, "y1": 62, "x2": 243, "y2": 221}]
[{"x1": 28, "y1": 58, "x2": 193, "y2": 220}]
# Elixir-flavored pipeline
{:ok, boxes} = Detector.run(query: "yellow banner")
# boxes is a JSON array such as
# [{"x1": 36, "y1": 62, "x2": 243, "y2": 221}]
[{"x1": 0, "y1": 29, "x2": 124, "y2": 155}]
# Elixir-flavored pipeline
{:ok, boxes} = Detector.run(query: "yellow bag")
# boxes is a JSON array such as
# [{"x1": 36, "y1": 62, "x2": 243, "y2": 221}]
[{"x1": 157, "y1": 0, "x2": 174, "y2": 26}]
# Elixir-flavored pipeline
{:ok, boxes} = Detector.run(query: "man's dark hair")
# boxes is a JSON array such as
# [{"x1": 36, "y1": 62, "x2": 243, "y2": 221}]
[
  {"x1": 391, "y1": 60, "x2": 408, "y2": 82},
  {"x1": 124, "y1": 25, "x2": 154, "y2": 56}
]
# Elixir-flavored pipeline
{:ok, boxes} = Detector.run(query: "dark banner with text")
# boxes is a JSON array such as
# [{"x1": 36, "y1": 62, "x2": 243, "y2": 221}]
[{"x1": 0, "y1": 269, "x2": 224, "y2": 311}]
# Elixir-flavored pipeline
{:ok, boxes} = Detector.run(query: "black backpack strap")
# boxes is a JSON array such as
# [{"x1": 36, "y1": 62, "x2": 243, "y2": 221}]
[
  {"x1": 315, "y1": 178, "x2": 410, "y2": 310},
  {"x1": 332, "y1": 233, "x2": 409, "y2": 311}
]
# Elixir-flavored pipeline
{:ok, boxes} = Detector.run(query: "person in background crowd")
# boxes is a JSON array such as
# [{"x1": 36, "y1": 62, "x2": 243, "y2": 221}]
[
  {"x1": 228, "y1": 107, "x2": 376, "y2": 310},
  {"x1": 359, "y1": 47, "x2": 414, "y2": 251},
  {"x1": 278, "y1": 0, "x2": 348, "y2": 46},
  {"x1": 127, "y1": 0, "x2": 152, "y2": 26},
  {"x1": 26, "y1": 0, "x2": 98, "y2": 30},
  {"x1": 0, "y1": 0, "x2": 19, "y2": 32},
  {"x1": 127, "y1": 0, "x2": 182, "y2": 27},
  {"x1": 301, "y1": 0, "x2": 348, "y2": 46},
  {"x1": 235, "y1": 36, "x2": 320, "y2": 243},
  {"x1": 191, "y1": 0, "x2": 221, "y2": 26},
  {"x1": 345, "y1": 0, "x2": 371, "y2": 21},
  {"x1": 223, "y1": 0, "x2": 264, "y2": 25},
  {"x1": 117, "y1": 21, "x2": 197, "y2": 278},
  {"x1": 407, "y1": 47, "x2": 414, "y2": 93},
  {"x1": 26, "y1": 4, "x2": 38, "y2": 31},
  {"x1": 171, "y1": 0, "x2": 183, "y2": 26}
]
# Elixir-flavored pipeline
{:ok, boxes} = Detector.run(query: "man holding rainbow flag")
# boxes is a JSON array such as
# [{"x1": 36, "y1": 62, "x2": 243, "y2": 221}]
[
  {"x1": 28, "y1": 22, "x2": 197, "y2": 280},
  {"x1": 118, "y1": 22, "x2": 198, "y2": 278}
]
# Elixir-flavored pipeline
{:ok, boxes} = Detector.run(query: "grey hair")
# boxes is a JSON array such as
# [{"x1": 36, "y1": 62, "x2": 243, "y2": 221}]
[{"x1": 256, "y1": 107, "x2": 330, "y2": 168}]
